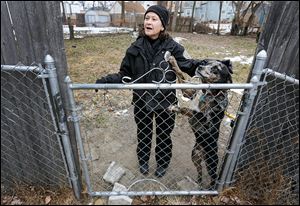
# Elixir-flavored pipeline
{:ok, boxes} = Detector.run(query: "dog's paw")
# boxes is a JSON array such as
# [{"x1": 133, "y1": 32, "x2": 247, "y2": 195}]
[
  {"x1": 168, "y1": 56, "x2": 175, "y2": 63},
  {"x1": 168, "y1": 105, "x2": 180, "y2": 113}
]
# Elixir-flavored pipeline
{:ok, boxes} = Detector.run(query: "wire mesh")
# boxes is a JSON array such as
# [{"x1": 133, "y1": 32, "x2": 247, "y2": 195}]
[
  {"x1": 73, "y1": 85, "x2": 244, "y2": 194},
  {"x1": 1, "y1": 65, "x2": 69, "y2": 193},
  {"x1": 232, "y1": 72, "x2": 299, "y2": 204}
]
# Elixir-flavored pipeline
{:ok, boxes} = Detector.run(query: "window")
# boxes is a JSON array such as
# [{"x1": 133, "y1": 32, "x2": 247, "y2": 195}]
[
  {"x1": 87, "y1": 15, "x2": 95, "y2": 22},
  {"x1": 98, "y1": 15, "x2": 109, "y2": 23}
]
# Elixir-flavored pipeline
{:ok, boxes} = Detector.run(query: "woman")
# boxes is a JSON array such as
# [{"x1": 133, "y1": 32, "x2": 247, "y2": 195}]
[{"x1": 95, "y1": 5, "x2": 202, "y2": 177}]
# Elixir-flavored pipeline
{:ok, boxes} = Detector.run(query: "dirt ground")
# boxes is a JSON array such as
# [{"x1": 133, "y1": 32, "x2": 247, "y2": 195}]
[
  {"x1": 1, "y1": 183, "x2": 251, "y2": 205},
  {"x1": 2, "y1": 32, "x2": 258, "y2": 205},
  {"x1": 74, "y1": 87, "x2": 242, "y2": 193},
  {"x1": 64, "y1": 32, "x2": 255, "y2": 199}
]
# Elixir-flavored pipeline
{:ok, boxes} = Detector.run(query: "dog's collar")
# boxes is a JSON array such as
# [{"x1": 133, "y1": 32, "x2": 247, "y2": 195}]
[{"x1": 199, "y1": 94, "x2": 206, "y2": 102}]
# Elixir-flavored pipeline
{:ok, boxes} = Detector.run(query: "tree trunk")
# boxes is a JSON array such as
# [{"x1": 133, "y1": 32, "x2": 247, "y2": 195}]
[
  {"x1": 171, "y1": 1, "x2": 179, "y2": 32},
  {"x1": 169, "y1": 1, "x2": 173, "y2": 13},
  {"x1": 121, "y1": 1, "x2": 125, "y2": 26},
  {"x1": 231, "y1": 1, "x2": 243, "y2": 35},
  {"x1": 61, "y1": 1, "x2": 67, "y2": 24},
  {"x1": 189, "y1": 1, "x2": 197, "y2": 32},
  {"x1": 243, "y1": 2, "x2": 262, "y2": 36},
  {"x1": 68, "y1": 17, "x2": 74, "y2": 40},
  {"x1": 176, "y1": 1, "x2": 183, "y2": 32},
  {"x1": 217, "y1": 1, "x2": 223, "y2": 35},
  {"x1": 158, "y1": 1, "x2": 168, "y2": 8}
]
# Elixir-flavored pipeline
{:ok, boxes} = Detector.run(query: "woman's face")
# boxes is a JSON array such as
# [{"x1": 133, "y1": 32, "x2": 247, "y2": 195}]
[{"x1": 144, "y1": 12, "x2": 164, "y2": 40}]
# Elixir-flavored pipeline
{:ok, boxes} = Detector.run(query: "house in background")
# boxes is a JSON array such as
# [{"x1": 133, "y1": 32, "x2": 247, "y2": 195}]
[
  {"x1": 180, "y1": 1, "x2": 235, "y2": 22},
  {"x1": 196, "y1": 1, "x2": 235, "y2": 22},
  {"x1": 61, "y1": 1, "x2": 86, "y2": 26},
  {"x1": 139, "y1": 1, "x2": 157, "y2": 10},
  {"x1": 85, "y1": 9, "x2": 111, "y2": 27},
  {"x1": 110, "y1": 1, "x2": 146, "y2": 27},
  {"x1": 181, "y1": 1, "x2": 269, "y2": 25}
]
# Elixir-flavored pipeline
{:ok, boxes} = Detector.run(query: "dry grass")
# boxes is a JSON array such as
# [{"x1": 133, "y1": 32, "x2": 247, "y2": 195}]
[
  {"x1": 64, "y1": 32, "x2": 257, "y2": 84},
  {"x1": 0, "y1": 183, "x2": 248, "y2": 205},
  {"x1": 1, "y1": 33, "x2": 259, "y2": 205},
  {"x1": 61, "y1": 32, "x2": 258, "y2": 205},
  {"x1": 1, "y1": 184, "x2": 86, "y2": 205}
]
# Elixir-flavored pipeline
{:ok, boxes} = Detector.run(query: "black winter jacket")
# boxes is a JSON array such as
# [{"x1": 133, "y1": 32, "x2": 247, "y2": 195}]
[{"x1": 102, "y1": 36, "x2": 201, "y2": 111}]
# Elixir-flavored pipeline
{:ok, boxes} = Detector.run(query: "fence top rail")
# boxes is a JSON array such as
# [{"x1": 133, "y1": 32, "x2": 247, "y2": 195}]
[
  {"x1": 69, "y1": 83, "x2": 254, "y2": 90},
  {"x1": 90, "y1": 190, "x2": 219, "y2": 197},
  {"x1": 1, "y1": 65, "x2": 44, "y2": 73},
  {"x1": 263, "y1": 68, "x2": 299, "y2": 85}
]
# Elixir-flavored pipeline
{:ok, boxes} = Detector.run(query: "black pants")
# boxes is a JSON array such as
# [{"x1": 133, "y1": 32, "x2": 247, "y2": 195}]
[{"x1": 134, "y1": 106, "x2": 175, "y2": 169}]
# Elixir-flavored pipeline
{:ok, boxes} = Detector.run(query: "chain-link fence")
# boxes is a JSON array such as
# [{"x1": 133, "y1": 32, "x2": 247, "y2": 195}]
[
  {"x1": 1, "y1": 64, "x2": 69, "y2": 192},
  {"x1": 232, "y1": 70, "x2": 299, "y2": 204},
  {"x1": 67, "y1": 81, "x2": 248, "y2": 196}
]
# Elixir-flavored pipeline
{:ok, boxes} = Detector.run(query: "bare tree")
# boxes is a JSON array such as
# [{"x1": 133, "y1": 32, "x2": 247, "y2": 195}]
[
  {"x1": 98, "y1": 1, "x2": 114, "y2": 10},
  {"x1": 171, "y1": 1, "x2": 180, "y2": 32},
  {"x1": 242, "y1": 1, "x2": 263, "y2": 35},
  {"x1": 230, "y1": 1, "x2": 245, "y2": 35},
  {"x1": 120, "y1": 1, "x2": 125, "y2": 26},
  {"x1": 78, "y1": 1, "x2": 85, "y2": 8},
  {"x1": 158, "y1": 1, "x2": 168, "y2": 8},
  {"x1": 217, "y1": 1, "x2": 223, "y2": 35},
  {"x1": 176, "y1": 1, "x2": 183, "y2": 32},
  {"x1": 68, "y1": 17, "x2": 74, "y2": 40},
  {"x1": 189, "y1": 1, "x2": 197, "y2": 32},
  {"x1": 230, "y1": 1, "x2": 263, "y2": 36},
  {"x1": 169, "y1": 1, "x2": 173, "y2": 13},
  {"x1": 61, "y1": 1, "x2": 67, "y2": 24}
]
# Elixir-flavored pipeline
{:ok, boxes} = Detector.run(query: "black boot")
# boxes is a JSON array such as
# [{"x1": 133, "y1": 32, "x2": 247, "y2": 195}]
[
  {"x1": 139, "y1": 163, "x2": 149, "y2": 175},
  {"x1": 154, "y1": 166, "x2": 167, "y2": 177}
]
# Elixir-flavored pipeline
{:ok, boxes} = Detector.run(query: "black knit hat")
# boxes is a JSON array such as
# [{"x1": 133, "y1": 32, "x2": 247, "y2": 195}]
[{"x1": 144, "y1": 5, "x2": 169, "y2": 29}]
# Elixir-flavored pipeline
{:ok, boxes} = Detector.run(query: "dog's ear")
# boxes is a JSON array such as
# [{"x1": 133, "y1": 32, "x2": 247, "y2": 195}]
[
  {"x1": 227, "y1": 74, "x2": 233, "y2": 83},
  {"x1": 221, "y1": 59, "x2": 233, "y2": 74}
]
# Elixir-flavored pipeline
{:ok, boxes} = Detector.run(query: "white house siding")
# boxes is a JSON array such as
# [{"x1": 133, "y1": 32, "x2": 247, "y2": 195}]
[
  {"x1": 85, "y1": 10, "x2": 111, "y2": 27},
  {"x1": 183, "y1": 1, "x2": 234, "y2": 22},
  {"x1": 110, "y1": 2, "x2": 122, "y2": 14},
  {"x1": 62, "y1": 2, "x2": 83, "y2": 14},
  {"x1": 139, "y1": 1, "x2": 157, "y2": 10}
]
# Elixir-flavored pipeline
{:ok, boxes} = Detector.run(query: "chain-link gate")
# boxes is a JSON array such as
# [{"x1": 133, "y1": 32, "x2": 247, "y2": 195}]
[
  {"x1": 66, "y1": 83, "x2": 251, "y2": 197},
  {"x1": 1, "y1": 55, "x2": 81, "y2": 199},
  {"x1": 64, "y1": 52, "x2": 268, "y2": 198},
  {"x1": 231, "y1": 69, "x2": 299, "y2": 204},
  {"x1": 1, "y1": 64, "x2": 68, "y2": 188}
]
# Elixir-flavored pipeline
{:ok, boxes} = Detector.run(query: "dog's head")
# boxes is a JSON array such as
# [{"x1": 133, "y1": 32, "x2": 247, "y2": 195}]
[{"x1": 195, "y1": 59, "x2": 233, "y2": 83}]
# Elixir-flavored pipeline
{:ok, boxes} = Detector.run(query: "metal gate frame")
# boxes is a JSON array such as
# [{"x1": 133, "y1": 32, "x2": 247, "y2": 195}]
[
  {"x1": 64, "y1": 51, "x2": 271, "y2": 197},
  {"x1": 1, "y1": 55, "x2": 81, "y2": 199}
]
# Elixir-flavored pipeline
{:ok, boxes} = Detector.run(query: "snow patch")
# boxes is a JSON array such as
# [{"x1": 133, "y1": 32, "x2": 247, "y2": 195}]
[{"x1": 224, "y1": 56, "x2": 254, "y2": 65}]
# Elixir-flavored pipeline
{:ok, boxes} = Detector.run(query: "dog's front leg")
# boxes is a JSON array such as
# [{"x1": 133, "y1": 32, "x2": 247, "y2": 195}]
[
  {"x1": 168, "y1": 56, "x2": 196, "y2": 99},
  {"x1": 168, "y1": 105, "x2": 194, "y2": 118},
  {"x1": 168, "y1": 56, "x2": 185, "y2": 83},
  {"x1": 192, "y1": 143, "x2": 203, "y2": 184}
]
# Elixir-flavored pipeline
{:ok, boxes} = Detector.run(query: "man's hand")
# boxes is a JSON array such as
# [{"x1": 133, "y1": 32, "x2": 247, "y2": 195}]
[{"x1": 95, "y1": 77, "x2": 107, "y2": 92}]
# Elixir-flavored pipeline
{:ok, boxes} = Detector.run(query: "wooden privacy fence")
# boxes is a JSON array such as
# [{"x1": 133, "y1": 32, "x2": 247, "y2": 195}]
[{"x1": 1, "y1": 1, "x2": 81, "y2": 196}]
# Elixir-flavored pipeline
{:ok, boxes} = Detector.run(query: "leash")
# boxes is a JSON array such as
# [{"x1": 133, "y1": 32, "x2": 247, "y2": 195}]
[{"x1": 224, "y1": 111, "x2": 236, "y2": 120}]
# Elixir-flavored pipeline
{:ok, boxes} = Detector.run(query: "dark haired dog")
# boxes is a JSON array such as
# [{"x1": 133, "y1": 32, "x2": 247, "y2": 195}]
[{"x1": 168, "y1": 57, "x2": 233, "y2": 189}]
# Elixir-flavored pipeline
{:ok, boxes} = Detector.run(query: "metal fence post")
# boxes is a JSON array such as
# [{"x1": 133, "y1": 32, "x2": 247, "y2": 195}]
[
  {"x1": 44, "y1": 55, "x2": 81, "y2": 199},
  {"x1": 218, "y1": 50, "x2": 267, "y2": 191},
  {"x1": 64, "y1": 76, "x2": 92, "y2": 194}
]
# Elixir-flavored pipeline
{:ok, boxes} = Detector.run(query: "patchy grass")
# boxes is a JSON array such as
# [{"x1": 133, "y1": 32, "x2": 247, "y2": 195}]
[
  {"x1": 65, "y1": 34, "x2": 133, "y2": 83},
  {"x1": 1, "y1": 183, "x2": 254, "y2": 205},
  {"x1": 1, "y1": 184, "x2": 86, "y2": 205},
  {"x1": 58, "y1": 33, "x2": 258, "y2": 205},
  {"x1": 64, "y1": 33, "x2": 257, "y2": 84}
]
